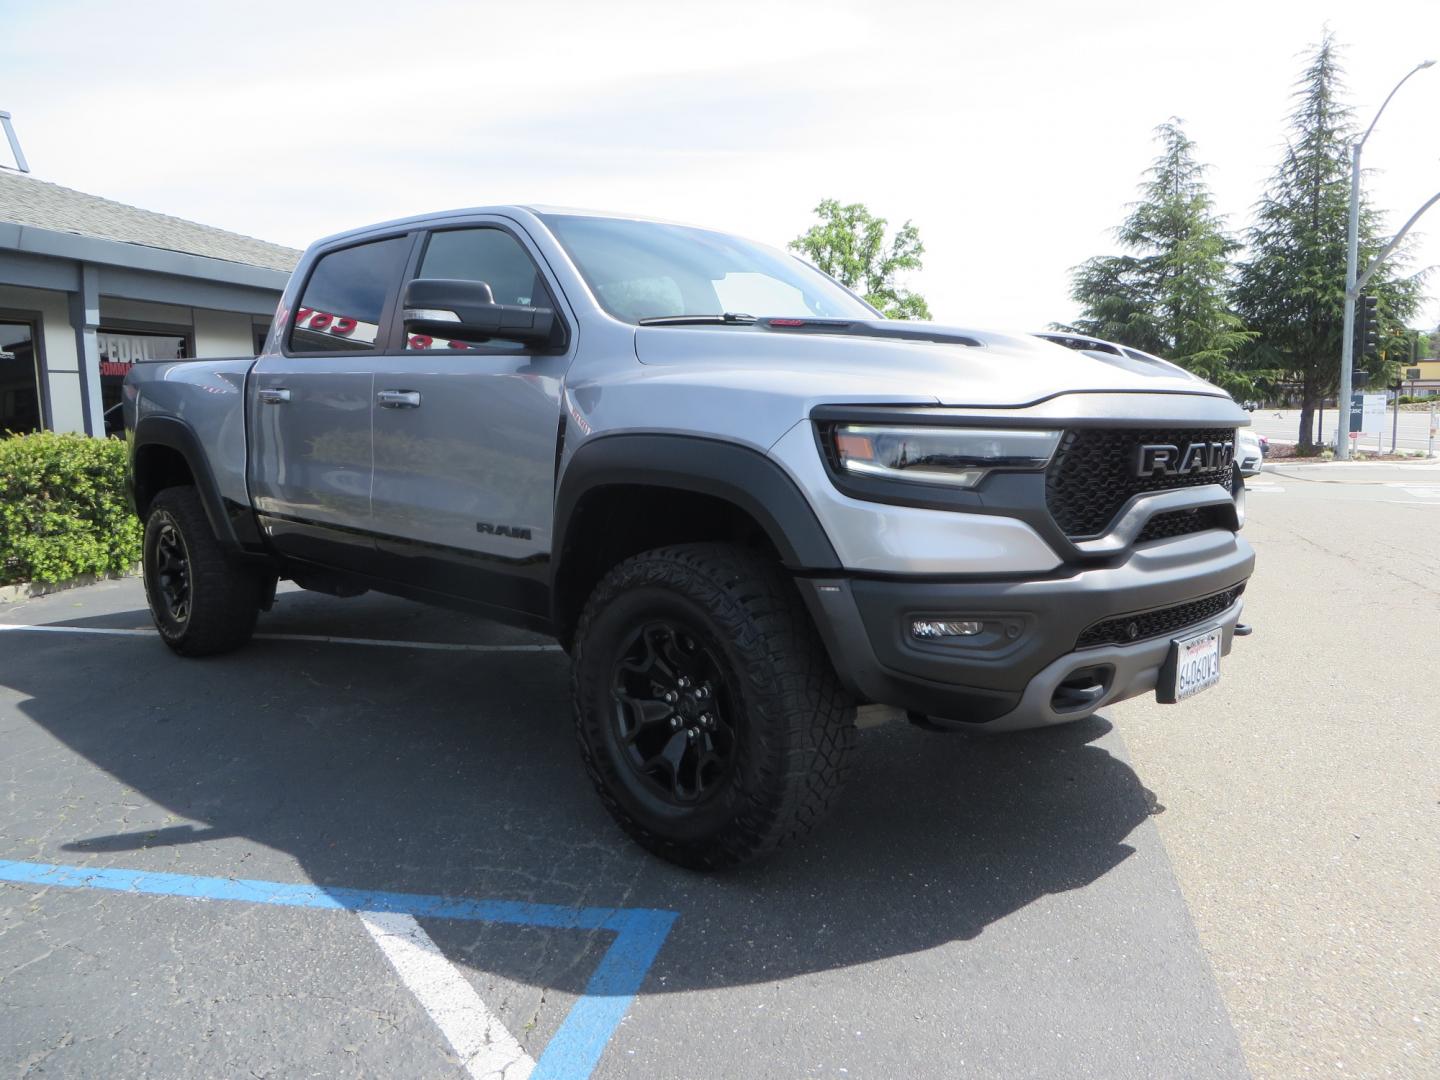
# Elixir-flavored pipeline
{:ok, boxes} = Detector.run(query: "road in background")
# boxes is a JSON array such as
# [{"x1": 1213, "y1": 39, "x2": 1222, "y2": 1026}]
[{"x1": 1249, "y1": 407, "x2": 1437, "y2": 453}]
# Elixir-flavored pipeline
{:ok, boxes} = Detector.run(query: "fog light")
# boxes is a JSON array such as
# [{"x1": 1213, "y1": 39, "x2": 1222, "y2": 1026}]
[{"x1": 911, "y1": 619, "x2": 984, "y2": 640}]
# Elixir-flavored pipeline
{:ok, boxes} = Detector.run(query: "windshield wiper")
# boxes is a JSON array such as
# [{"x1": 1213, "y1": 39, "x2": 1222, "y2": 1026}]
[{"x1": 637, "y1": 312, "x2": 757, "y2": 326}]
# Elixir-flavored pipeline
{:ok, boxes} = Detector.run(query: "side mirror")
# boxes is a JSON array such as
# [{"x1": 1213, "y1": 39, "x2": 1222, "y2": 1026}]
[{"x1": 402, "y1": 277, "x2": 558, "y2": 348}]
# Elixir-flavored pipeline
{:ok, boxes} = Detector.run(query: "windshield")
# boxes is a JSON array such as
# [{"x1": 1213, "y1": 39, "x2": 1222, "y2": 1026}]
[{"x1": 540, "y1": 214, "x2": 876, "y2": 324}]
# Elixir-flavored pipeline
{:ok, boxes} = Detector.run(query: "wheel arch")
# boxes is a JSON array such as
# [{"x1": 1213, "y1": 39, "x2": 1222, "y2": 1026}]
[
  {"x1": 550, "y1": 434, "x2": 840, "y2": 644},
  {"x1": 130, "y1": 416, "x2": 250, "y2": 553}
]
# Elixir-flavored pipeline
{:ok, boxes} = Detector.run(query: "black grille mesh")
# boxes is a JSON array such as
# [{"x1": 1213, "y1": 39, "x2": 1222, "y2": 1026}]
[
  {"x1": 1045, "y1": 427, "x2": 1236, "y2": 539},
  {"x1": 1135, "y1": 505, "x2": 1232, "y2": 543},
  {"x1": 1076, "y1": 584, "x2": 1245, "y2": 650}
]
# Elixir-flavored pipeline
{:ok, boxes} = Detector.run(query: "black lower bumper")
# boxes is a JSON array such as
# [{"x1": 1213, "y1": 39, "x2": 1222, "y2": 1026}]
[{"x1": 796, "y1": 530, "x2": 1255, "y2": 728}]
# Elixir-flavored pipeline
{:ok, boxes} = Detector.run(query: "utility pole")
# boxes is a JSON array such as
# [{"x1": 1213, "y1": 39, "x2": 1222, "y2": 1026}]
[
  {"x1": 1336, "y1": 59, "x2": 1435, "y2": 460},
  {"x1": 1339, "y1": 141, "x2": 1362, "y2": 459}
]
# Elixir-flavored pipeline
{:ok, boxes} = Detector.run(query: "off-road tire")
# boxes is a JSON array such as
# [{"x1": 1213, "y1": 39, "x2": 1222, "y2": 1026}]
[
  {"x1": 572, "y1": 543, "x2": 855, "y2": 869},
  {"x1": 142, "y1": 486, "x2": 260, "y2": 657}
]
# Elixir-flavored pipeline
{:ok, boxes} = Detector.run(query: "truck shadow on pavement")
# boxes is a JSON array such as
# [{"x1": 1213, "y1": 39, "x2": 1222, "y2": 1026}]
[{"x1": 6, "y1": 592, "x2": 1162, "y2": 996}]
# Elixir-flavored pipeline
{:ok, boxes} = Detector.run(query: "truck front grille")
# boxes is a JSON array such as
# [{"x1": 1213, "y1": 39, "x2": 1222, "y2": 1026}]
[
  {"x1": 1075, "y1": 583, "x2": 1245, "y2": 649},
  {"x1": 1044, "y1": 427, "x2": 1236, "y2": 540},
  {"x1": 1135, "y1": 505, "x2": 1232, "y2": 543}
]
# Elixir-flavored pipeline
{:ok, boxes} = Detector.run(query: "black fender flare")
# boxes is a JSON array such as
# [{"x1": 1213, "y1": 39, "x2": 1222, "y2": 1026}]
[
  {"x1": 550, "y1": 432, "x2": 842, "y2": 634},
  {"x1": 130, "y1": 415, "x2": 258, "y2": 554},
  {"x1": 554, "y1": 433, "x2": 841, "y2": 576}
]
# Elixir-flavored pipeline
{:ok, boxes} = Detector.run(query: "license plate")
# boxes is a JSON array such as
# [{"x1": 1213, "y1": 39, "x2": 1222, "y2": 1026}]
[{"x1": 1158, "y1": 627, "x2": 1221, "y2": 704}]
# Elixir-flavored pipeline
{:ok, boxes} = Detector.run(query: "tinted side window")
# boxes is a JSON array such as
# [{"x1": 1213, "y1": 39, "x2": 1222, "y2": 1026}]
[
  {"x1": 291, "y1": 235, "x2": 410, "y2": 353},
  {"x1": 407, "y1": 228, "x2": 549, "y2": 351}
]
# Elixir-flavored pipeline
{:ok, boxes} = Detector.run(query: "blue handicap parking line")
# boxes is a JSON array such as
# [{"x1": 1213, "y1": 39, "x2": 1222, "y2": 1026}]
[{"x1": 0, "y1": 858, "x2": 677, "y2": 1080}]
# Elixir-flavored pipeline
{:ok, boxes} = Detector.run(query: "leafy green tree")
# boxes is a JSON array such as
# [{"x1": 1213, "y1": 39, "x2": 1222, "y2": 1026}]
[
  {"x1": 789, "y1": 199, "x2": 931, "y2": 320},
  {"x1": 1065, "y1": 120, "x2": 1253, "y2": 391},
  {"x1": 1234, "y1": 34, "x2": 1424, "y2": 449}
]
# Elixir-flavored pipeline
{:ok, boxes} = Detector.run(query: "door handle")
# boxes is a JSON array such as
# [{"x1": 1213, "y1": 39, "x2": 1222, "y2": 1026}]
[
  {"x1": 257, "y1": 388, "x2": 291, "y2": 405},
  {"x1": 377, "y1": 389, "x2": 422, "y2": 409}
]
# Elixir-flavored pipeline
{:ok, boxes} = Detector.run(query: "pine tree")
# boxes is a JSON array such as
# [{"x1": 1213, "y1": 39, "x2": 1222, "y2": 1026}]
[
  {"x1": 1066, "y1": 120, "x2": 1252, "y2": 390},
  {"x1": 1234, "y1": 34, "x2": 1424, "y2": 450}
]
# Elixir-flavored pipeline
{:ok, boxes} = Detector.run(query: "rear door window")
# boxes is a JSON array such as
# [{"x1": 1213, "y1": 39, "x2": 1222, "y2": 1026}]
[{"x1": 290, "y1": 235, "x2": 410, "y2": 353}]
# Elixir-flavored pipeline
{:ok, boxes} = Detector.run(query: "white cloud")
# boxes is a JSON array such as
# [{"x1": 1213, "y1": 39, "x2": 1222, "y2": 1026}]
[{"x1": 6, "y1": 0, "x2": 1439, "y2": 330}]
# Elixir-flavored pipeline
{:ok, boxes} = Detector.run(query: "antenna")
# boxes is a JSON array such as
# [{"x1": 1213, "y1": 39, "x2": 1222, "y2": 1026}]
[{"x1": 0, "y1": 112, "x2": 31, "y2": 173}]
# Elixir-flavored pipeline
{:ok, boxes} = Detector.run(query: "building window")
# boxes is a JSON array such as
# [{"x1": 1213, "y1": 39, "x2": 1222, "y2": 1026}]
[
  {"x1": 0, "y1": 320, "x2": 43, "y2": 435},
  {"x1": 97, "y1": 329, "x2": 187, "y2": 437}
]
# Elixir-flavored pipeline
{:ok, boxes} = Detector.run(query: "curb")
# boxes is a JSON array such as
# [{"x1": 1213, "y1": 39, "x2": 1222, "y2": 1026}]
[
  {"x1": 1269, "y1": 458, "x2": 1440, "y2": 468},
  {"x1": 0, "y1": 567, "x2": 140, "y2": 605}
]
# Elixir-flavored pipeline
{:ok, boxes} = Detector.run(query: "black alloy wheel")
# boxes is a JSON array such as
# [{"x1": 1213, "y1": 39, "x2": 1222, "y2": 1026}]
[
  {"x1": 151, "y1": 515, "x2": 192, "y2": 625},
  {"x1": 572, "y1": 543, "x2": 856, "y2": 869},
  {"x1": 610, "y1": 619, "x2": 739, "y2": 806},
  {"x1": 142, "y1": 485, "x2": 261, "y2": 657}
]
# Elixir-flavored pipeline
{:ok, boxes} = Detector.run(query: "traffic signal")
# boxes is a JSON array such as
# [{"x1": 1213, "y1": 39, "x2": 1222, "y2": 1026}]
[{"x1": 1354, "y1": 294, "x2": 1380, "y2": 360}]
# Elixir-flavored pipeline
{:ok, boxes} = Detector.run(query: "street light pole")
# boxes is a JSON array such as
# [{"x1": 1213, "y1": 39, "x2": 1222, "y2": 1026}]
[
  {"x1": 1338, "y1": 145, "x2": 1362, "y2": 456},
  {"x1": 1336, "y1": 59, "x2": 1434, "y2": 460}
]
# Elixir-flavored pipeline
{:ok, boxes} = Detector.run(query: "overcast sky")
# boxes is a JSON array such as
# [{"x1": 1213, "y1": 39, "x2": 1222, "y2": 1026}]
[{"x1": 5, "y1": 0, "x2": 1440, "y2": 332}]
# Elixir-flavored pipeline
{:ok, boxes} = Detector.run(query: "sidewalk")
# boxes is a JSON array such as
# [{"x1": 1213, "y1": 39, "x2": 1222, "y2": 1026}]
[{"x1": 1266, "y1": 459, "x2": 1440, "y2": 483}]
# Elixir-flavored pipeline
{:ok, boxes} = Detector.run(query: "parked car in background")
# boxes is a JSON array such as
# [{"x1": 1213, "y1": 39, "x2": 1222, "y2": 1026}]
[{"x1": 1236, "y1": 428, "x2": 1267, "y2": 477}]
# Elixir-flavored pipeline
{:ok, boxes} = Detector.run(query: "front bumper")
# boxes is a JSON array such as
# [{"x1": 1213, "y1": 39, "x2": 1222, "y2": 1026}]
[{"x1": 797, "y1": 529, "x2": 1254, "y2": 731}]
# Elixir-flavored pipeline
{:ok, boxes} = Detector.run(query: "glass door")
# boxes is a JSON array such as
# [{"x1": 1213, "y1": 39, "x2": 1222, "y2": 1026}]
[{"x1": 0, "y1": 320, "x2": 42, "y2": 435}]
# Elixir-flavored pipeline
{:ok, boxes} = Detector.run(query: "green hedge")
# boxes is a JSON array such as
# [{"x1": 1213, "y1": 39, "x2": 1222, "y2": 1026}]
[{"x1": 0, "y1": 432, "x2": 142, "y2": 586}]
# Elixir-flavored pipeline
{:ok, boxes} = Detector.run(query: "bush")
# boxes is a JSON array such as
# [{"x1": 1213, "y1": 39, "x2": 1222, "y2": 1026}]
[{"x1": 0, "y1": 432, "x2": 141, "y2": 585}]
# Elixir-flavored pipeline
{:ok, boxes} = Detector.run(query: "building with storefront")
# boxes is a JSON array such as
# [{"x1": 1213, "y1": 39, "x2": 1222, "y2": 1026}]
[
  {"x1": 0, "y1": 168, "x2": 299, "y2": 437},
  {"x1": 1400, "y1": 358, "x2": 1440, "y2": 398}
]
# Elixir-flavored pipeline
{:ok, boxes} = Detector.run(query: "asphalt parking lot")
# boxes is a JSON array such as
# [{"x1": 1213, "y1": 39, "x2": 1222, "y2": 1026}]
[{"x1": 2, "y1": 462, "x2": 1437, "y2": 1078}]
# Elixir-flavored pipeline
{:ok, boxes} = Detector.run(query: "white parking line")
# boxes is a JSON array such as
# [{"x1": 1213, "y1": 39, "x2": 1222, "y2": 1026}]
[
  {"x1": 0, "y1": 624, "x2": 149, "y2": 637},
  {"x1": 360, "y1": 911, "x2": 535, "y2": 1080},
  {"x1": 0, "y1": 859, "x2": 675, "y2": 1080},
  {"x1": 0, "y1": 624, "x2": 562, "y2": 652}
]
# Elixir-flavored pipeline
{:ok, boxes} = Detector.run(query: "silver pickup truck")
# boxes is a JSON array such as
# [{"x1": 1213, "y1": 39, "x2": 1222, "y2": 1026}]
[{"x1": 124, "y1": 206, "x2": 1254, "y2": 868}]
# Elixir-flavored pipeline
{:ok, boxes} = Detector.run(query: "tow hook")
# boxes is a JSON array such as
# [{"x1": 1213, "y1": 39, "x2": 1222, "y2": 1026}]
[{"x1": 1234, "y1": 623, "x2": 1254, "y2": 637}]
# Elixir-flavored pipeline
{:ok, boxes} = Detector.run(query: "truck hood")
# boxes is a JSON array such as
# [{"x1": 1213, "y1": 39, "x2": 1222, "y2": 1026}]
[{"x1": 634, "y1": 324, "x2": 1230, "y2": 408}]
